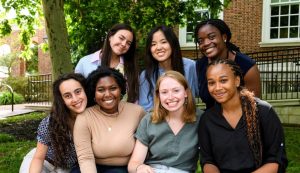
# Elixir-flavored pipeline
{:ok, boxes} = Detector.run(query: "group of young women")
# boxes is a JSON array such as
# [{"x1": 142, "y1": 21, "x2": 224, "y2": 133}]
[{"x1": 20, "y1": 19, "x2": 287, "y2": 173}]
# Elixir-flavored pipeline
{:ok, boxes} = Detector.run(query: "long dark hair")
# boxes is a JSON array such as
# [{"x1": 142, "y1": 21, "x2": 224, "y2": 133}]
[
  {"x1": 49, "y1": 73, "x2": 86, "y2": 168},
  {"x1": 86, "y1": 67, "x2": 127, "y2": 107},
  {"x1": 207, "y1": 59, "x2": 262, "y2": 168},
  {"x1": 144, "y1": 25, "x2": 185, "y2": 100},
  {"x1": 194, "y1": 19, "x2": 240, "y2": 58},
  {"x1": 101, "y1": 23, "x2": 138, "y2": 103}
]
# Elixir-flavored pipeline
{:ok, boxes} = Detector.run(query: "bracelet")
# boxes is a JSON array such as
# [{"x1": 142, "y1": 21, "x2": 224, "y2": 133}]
[{"x1": 136, "y1": 164, "x2": 143, "y2": 172}]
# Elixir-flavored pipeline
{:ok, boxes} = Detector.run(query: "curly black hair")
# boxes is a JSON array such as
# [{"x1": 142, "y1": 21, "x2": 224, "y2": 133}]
[{"x1": 85, "y1": 66, "x2": 127, "y2": 107}]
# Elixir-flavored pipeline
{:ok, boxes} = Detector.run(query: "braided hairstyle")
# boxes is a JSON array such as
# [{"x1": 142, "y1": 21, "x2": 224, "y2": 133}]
[
  {"x1": 208, "y1": 58, "x2": 262, "y2": 168},
  {"x1": 194, "y1": 19, "x2": 240, "y2": 58},
  {"x1": 49, "y1": 73, "x2": 86, "y2": 168}
]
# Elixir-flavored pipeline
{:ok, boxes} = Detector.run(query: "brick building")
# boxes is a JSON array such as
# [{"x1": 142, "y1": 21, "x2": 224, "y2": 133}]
[{"x1": 180, "y1": 0, "x2": 300, "y2": 59}]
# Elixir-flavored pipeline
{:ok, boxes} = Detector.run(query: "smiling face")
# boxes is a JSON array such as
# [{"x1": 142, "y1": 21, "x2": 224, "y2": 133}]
[
  {"x1": 150, "y1": 30, "x2": 172, "y2": 66},
  {"x1": 59, "y1": 79, "x2": 87, "y2": 115},
  {"x1": 158, "y1": 77, "x2": 187, "y2": 113},
  {"x1": 94, "y1": 76, "x2": 121, "y2": 114},
  {"x1": 206, "y1": 63, "x2": 240, "y2": 105},
  {"x1": 197, "y1": 24, "x2": 227, "y2": 59},
  {"x1": 109, "y1": 29, "x2": 133, "y2": 56}
]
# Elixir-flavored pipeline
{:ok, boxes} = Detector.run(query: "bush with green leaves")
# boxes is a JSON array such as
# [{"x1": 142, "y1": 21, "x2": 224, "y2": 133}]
[
  {"x1": 0, "y1": 91, "x2": 24, "y2": 105},
  {"x1": 2, "y1": 76, "x2": 28, "y2": 98}
]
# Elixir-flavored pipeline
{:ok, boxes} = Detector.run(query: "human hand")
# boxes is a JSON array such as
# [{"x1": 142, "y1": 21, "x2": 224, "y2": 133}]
[{"x1": 136, "y1": 164, "x2": 155, "y2": 173}]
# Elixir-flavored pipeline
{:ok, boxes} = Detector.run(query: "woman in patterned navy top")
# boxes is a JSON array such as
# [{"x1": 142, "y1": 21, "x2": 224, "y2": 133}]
[{"x1": 19, "y1": 73, "x2": 87, "y2": 173}]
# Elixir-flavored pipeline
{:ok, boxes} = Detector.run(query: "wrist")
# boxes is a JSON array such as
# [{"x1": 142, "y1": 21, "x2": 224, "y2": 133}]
[{"x1": 136, "y1": 164, "x2": 144, "y2": 172}]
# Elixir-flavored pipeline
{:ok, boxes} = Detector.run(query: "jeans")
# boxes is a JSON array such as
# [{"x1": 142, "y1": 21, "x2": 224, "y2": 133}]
[{"x1": 96, "y1": 164, "x2": 128, "y2": 173}]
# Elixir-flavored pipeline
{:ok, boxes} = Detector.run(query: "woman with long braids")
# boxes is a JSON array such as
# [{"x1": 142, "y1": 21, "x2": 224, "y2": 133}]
[
  {"x1": 75, "y1": 23, "x2": 139, "y2": 103},
  {"x1": 19, "y1": 73, "x2": 87, "y2": 173},
  {"x1": 198, "y1": 59, "x2": 287, "y2": 173},
  {"x1": 194, "y1": 19, "x2": 261, "y2": 109}
]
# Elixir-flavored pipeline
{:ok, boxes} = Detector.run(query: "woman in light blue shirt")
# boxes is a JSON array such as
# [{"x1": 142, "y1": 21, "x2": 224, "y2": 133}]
[{"x1": 139, "y1": 25, "x2": 198, "y2": 112}]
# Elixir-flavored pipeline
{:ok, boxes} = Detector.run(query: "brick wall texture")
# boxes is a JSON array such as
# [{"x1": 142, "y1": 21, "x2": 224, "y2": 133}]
[{"x1": 182, "y1": 0, "x2": 300, "y2": 59}]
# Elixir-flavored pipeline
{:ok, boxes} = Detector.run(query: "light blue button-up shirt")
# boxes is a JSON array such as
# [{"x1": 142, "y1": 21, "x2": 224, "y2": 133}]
[{"x1": 138, "y1": 58, "x2": 198, "y2": 112}]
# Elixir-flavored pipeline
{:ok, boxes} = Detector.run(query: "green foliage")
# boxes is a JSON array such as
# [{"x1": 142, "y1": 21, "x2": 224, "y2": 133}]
[
  {"x1": 0, "y1": 52, "x2": 19, "y2": 76},
  {"x1": 0, "y1": 0, "x2": 42, "y2": 60},
  {"x1": 26, "y1": 44, "x2": 38, "y2": 74},
  {"x1": 64, "y1": 0, "x2": 230, "y2": 64},
  {"x1": 0, "y1": 19, "x2": 12, "y2": 37},
  {"x1": 0, "y1": 134, "x2": 15, "y2": 143},
  {"x1": 2, "y1": 76, "x2": 28, "y2": 98},
  {"x1": 0, "y1": 91, "x2": 25, "y2": 105}
]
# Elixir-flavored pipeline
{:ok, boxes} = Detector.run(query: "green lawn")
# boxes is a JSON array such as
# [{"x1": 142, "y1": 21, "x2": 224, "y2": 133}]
[{"x1": 0, "y1": 112, "x2": 299, "y2": 173}]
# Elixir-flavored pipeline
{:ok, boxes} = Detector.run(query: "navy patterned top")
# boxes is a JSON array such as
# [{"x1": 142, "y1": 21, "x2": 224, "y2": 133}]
[{"x1": 37, "y1": 116, "x2": 78, "y2": 168}]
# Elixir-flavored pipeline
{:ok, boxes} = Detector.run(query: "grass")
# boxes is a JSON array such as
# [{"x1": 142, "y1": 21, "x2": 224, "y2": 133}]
[
  {"x1": 0, "y1": 112, "x2": 46, "y2": 173},
  {"x1": 0, "y1": 112, "x2": 299, "y2": 173}
]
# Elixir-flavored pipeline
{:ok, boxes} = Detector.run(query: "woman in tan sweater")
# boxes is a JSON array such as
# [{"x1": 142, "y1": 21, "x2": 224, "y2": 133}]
[{"x1": 73, "y1": 67, "x2": 145, "y2": 173}]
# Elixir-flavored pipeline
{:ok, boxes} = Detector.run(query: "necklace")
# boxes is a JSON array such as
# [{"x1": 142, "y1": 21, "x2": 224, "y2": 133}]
[{"x1": 97, "y1": 105, "x2": 119, "y2": 132}]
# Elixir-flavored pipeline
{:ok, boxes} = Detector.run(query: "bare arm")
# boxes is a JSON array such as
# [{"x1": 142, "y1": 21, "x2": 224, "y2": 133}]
[
  {"x1": 128, "y1": 140, "x2": 154, "y2": 173},
  {"x1": 29, "y1": 142, "x2": 48, "y2": 173},
  {"x1": 203, "y1": 163, "x2": 220, "y2": 173},
  {"x1": 244, "y1": 64, "x2": 261, "y2": 97},
  {"x1": 252, "y1": 163, "x2": 278, "y2": 173}
]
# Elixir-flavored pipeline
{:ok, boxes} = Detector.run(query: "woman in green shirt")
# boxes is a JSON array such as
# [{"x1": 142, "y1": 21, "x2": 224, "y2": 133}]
[{"x1": 128, "y1": 71, "x2": 203, "y2": 173}]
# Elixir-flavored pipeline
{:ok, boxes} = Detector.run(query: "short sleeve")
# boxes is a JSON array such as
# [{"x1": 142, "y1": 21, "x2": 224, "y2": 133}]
[
  {"x1": 135, "y1": 113, "x2": 151, "y2": 146},
  {"x1": 37, "y1": 116, "x2": 51, "y2": 146}
]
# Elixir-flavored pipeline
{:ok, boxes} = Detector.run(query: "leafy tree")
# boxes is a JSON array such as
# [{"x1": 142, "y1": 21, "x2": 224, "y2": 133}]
[
  {"x1": 41, "y1": 0, "x2": 73, "y2": 80},
  {"x1": 0, "y1": 0, "x2": 230, "y2": 80},
  {"x1": 0, "y1": 52, "x2": 19, "y2": 76}
]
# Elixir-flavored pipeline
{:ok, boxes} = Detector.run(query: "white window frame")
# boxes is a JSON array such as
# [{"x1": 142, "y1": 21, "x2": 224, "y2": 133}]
[
  {"x1": 179, "y1": 9, "x2": 223, "y2": 50},
  {"x1": 260, "y1": 0, "x2": 300, "y2": 47}
]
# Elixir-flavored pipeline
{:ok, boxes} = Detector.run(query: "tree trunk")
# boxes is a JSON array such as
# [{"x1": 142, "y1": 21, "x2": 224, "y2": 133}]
[{"x1": 41, "y1": 0, "x2": 73, "y2": 80}]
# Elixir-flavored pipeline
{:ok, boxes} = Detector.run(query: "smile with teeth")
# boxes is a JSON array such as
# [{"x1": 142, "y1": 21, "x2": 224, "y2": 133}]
[
  {"x1": 73, "y1": 101, "x2": 82, "y2": 108},
  {"x1": 205, "y1": 47, "x2": 215, "y2": 54},
  {"x1": 104, "y1": 99, "x2": 114, "y2": 104},
  {"x1": 167, "y1": 101, "x2": 178, "y2": 107},
  {"x1": 157, "y1": 51, "x2": 165, "y2": 56}
]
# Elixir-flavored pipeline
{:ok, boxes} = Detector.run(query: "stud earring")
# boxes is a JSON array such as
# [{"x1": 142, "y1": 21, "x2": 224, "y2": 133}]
[{"x1": 224, "y1": 39, "x2": 227, "y2": 43}]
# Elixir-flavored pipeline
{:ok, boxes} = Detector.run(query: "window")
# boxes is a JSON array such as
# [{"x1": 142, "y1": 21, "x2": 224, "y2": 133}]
[
  {"x1": 261, "y1": 0, "x2": 300, "y2": 46},
  {"x1": 179, "y1": 9, "x2": 210, "y2": 49}
]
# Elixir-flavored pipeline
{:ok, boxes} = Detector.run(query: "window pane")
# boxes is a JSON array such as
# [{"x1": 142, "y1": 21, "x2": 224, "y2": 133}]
[
  {"x1": 280, "y1": 5, "x2": 289, "y2": 15},
  {"x1": 290, "y1": 15, "x2": 299, "y2": 26},
  {"x1": 280, "y1": 28, "x2": 288, "y2": 38},
  {"x1": 271, "y1": 6, "x2": 280, "y2": 15},
  {"x1": 281, "y1": 0, "x2": 289, "y2": 2},
  {"x1": 186, "y1": 33, "x2": 193, "y2": 42},
  {"x1": 187, "y1": 24, "x2": 193, "y2": 32},
  {"x1": 271, "y1": 17, "x2": 279, "y2": 27},
  {"x1": 271, "y1": 0, "x2": 279, "y2": 2},
  {"x1": 291, "y1": 4, "x2": 299, "y2": 14},
  {"x1": 280, "y1": 16, "x2": 289, "y2": 26},
  {"x1": 290, "y1": 27, "x2": 299, "y2": 38},
  {"x1": 271, "y1": 28, "x2": 279, "y2": 38}
]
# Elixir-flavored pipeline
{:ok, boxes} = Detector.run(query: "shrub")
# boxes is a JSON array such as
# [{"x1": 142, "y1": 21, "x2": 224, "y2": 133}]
[
  {"x1": 1, "y1": 76, "x2": 28, "y2": 98},
  {"x1": 0, "y1": 91, "x2": 25, "y2": 105}
]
